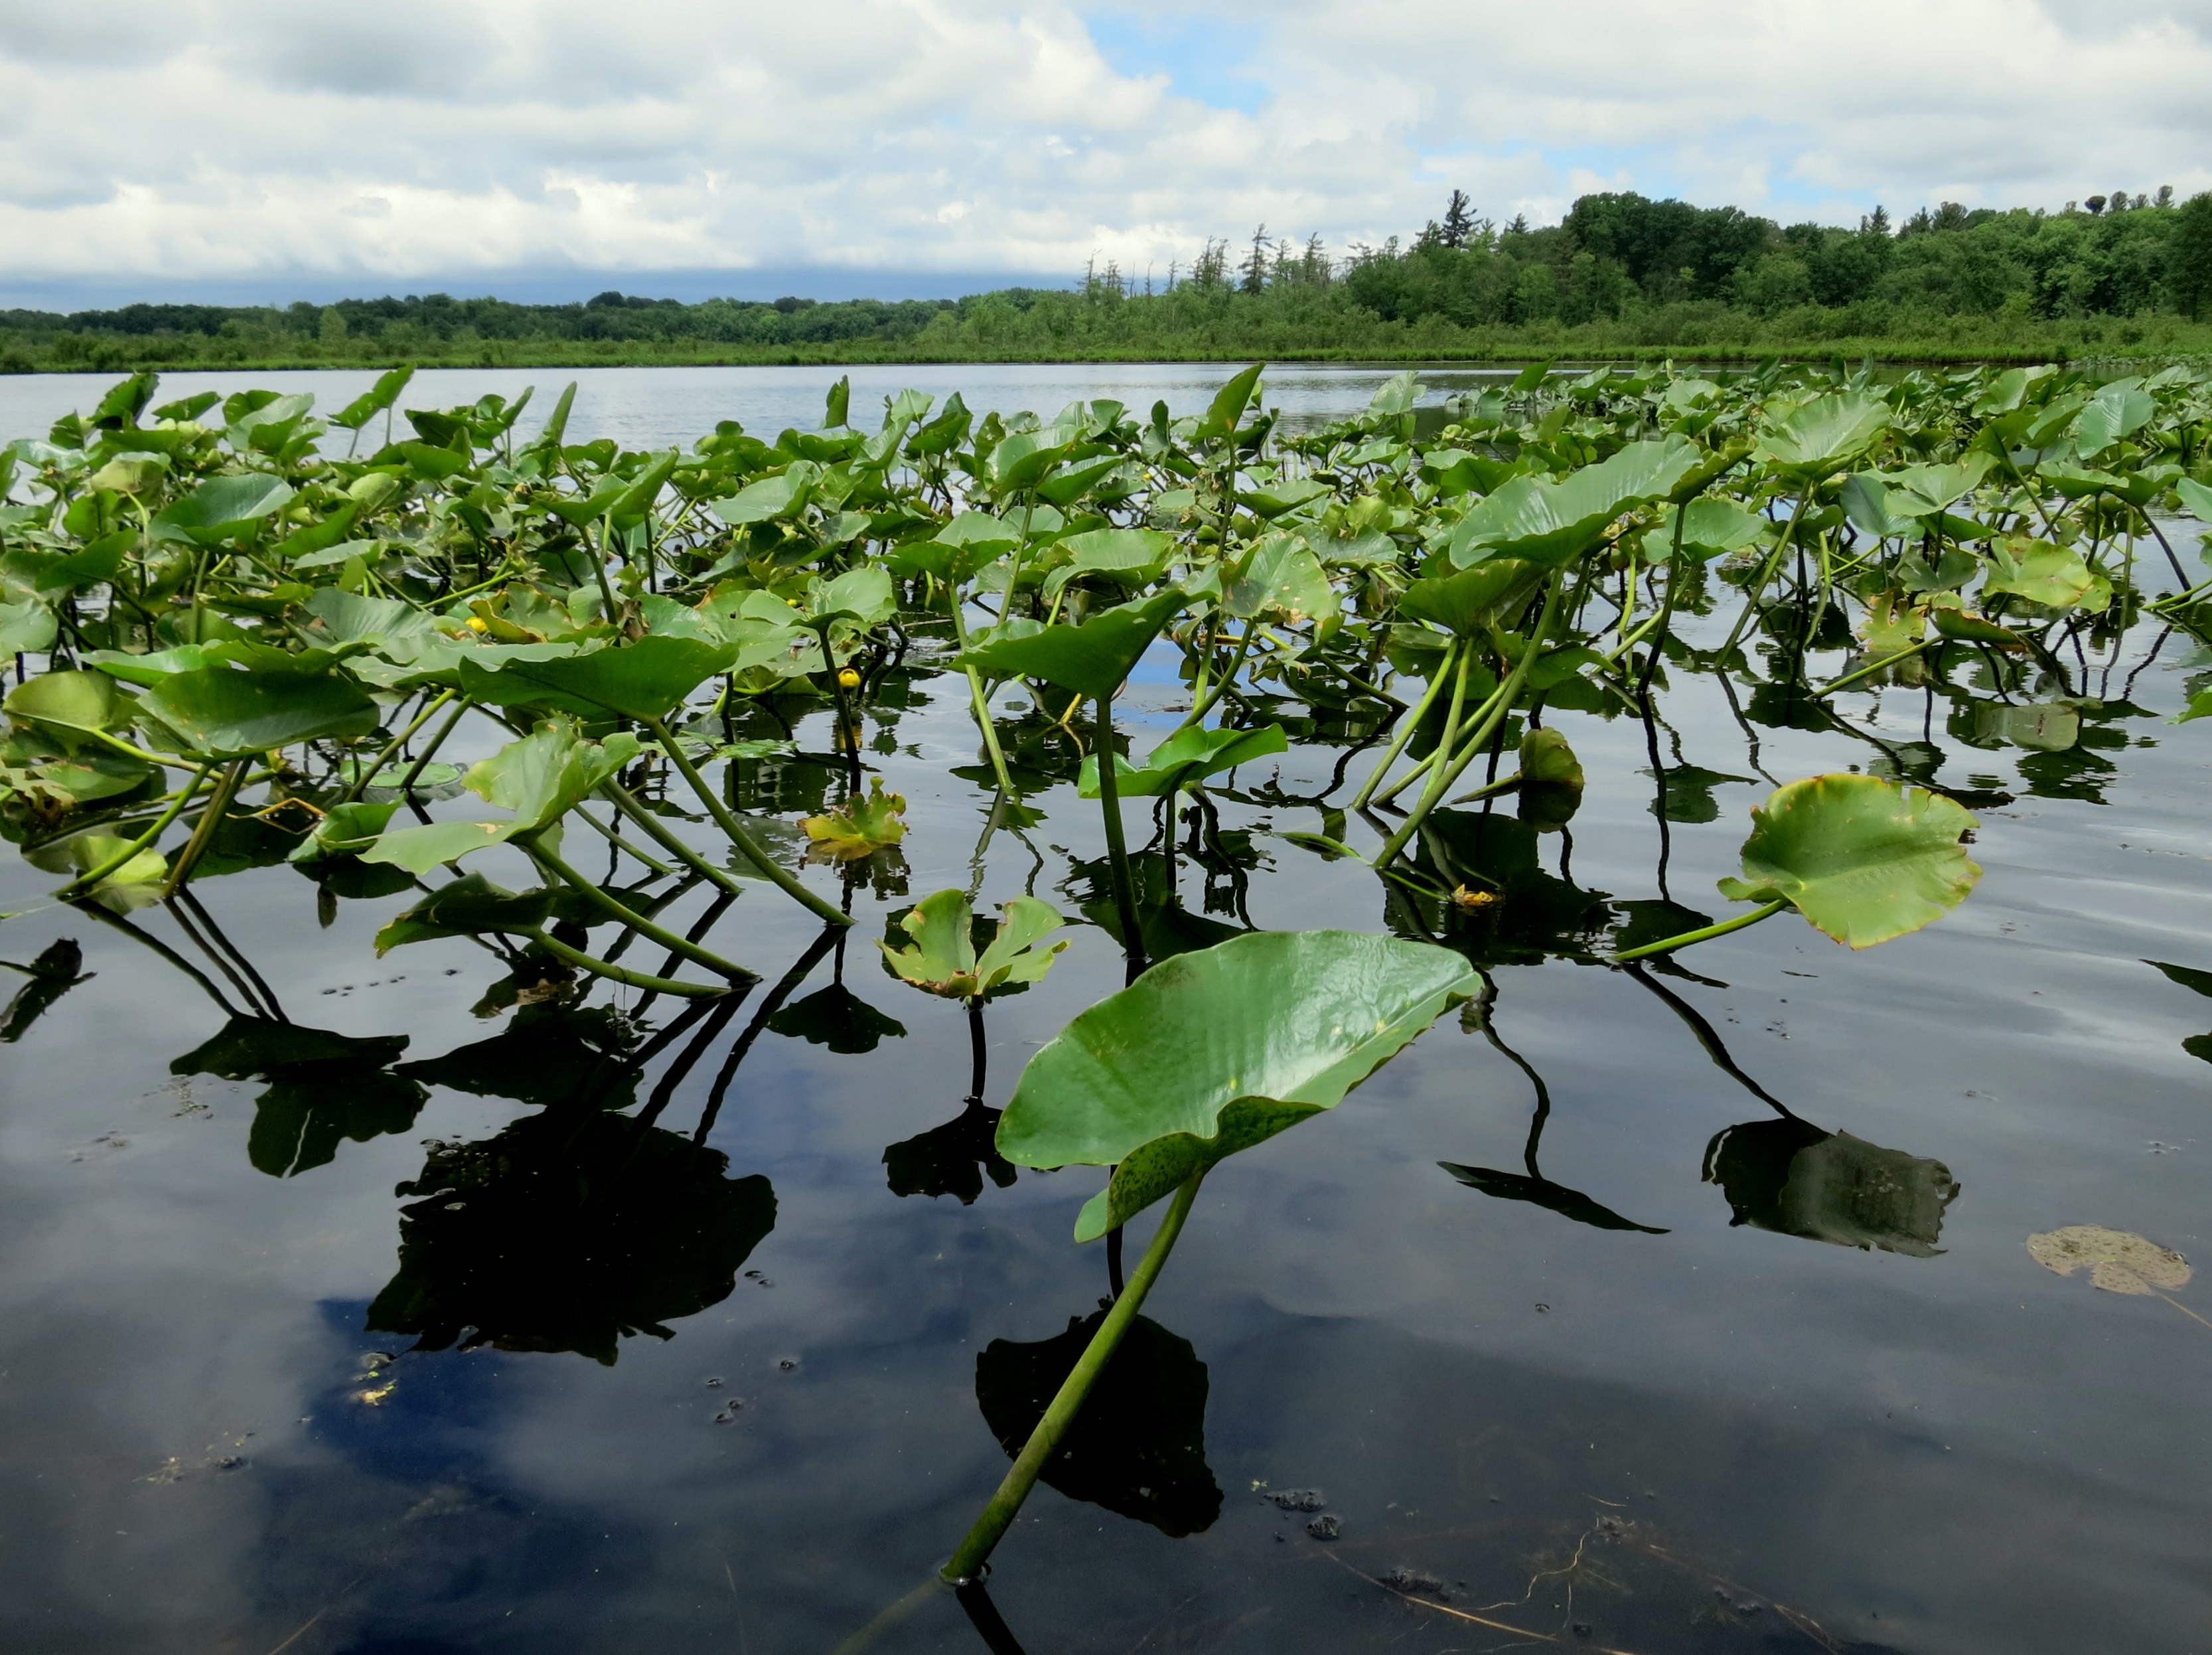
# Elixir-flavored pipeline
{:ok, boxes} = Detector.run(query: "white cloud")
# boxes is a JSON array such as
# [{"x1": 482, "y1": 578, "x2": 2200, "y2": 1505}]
[{"x1": 0, "y1": 0, "x2": 2207, "y2": 290}]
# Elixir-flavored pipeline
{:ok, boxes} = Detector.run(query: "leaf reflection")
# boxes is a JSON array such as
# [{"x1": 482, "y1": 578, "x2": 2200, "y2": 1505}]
[
  {"x1": 1702, "y1": 1119, "x2": 1958, "y2": 1257},
  {"x1": 974, "y1": 1308, "x2": 1220, "y2": 1537}
]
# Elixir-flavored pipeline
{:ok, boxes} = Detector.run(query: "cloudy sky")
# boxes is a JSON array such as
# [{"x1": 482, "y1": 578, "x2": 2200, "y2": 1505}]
[{"x1": 2, "y1": 0, "x2": 2209, "y2": 306}]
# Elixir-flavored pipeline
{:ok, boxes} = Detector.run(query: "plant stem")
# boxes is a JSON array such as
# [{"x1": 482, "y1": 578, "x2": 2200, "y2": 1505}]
[
  {"x1": 336, "y1": 689, "x2": 454, "y2": 807},
  {"x1": 596, "y1": 777, "x2": 749, "y2": 898},
  {"x1": 946, "y1": 593, "x2": 1017, "y2": 795},
  {"x1": 940, "y1": 1170, "x2": 1207, "y2": 1583},
  {"x1": 1093, "y1": 690, "x2": 1145, "y2": 969},
  {"x1": 56, "y1": 763, "x2": 215, "y2": 897},
  {"x1": 391, "y1": 694, "x2": 471, "y2": 795},
  {"x1": 1719, "y1": 493, "x2": 1812, "y2": 659},
  {"x1": 1351, "y1": 639, "x2": 1457, "y2": 809},
  {"x1": 523, "y1": 928, "x2": 731, "y2": 997},
  {"x1": 1611, "y1": 898, "x2": 1789, "y2": 962},
  {"x1": 522, "y1": 838, "x2": 755, "y2": 981},
  {"x1": 1813, "y1": 639, "x2": 1935, "y2": 698},
  {"x1": 159, "y1": 757, "x2": 248, "y2": 899},
  {"x1": 642, "y1": 716, "x2": 852, "y2": 927}
]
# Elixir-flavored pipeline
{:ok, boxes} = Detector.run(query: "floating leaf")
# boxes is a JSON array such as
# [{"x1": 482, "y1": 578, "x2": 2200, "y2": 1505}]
[
  {"x1": 879, "y1": 889, "x2": 1066, "y2": 1000},
  {"x1": 457, "y1": 635, "x2": 739, "y2": 722},
  {"x1": 801, "y1": 776, "x2": 909, "y2": 860},
  {"x1": 362, "y1": 722, "x2": 638, "y2": 874},
  {"x1": 2026, "y1": 1225, "x2": 2190, "y2": 1295},
  {"x1": 1716, "y1": 773, "x2": 1981, "y2": 949},
  {"x1": 997, "y1": 931, "x2": 1475, "y2": 1240}
]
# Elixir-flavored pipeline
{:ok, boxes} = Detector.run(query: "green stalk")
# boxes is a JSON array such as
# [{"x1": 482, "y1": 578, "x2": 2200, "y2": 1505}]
[
  {"x1": 596, "y1": 777, "x2": 750, "y2": 900},
  {"x1": 1374, "y1": 580, "x2": 1562, "y2": 869},
  {"x1": 946, "y1": 589, "x2": 1017, "y2": 795},
  {"x1": 1174, "y1": 622, "x2": 1254, "y2": 732},
  {"x1": 1093, "y1": 690, "x2": 1145, "y2": 966},
  {"x1": 1611, "y1": 899, "x2": 1789, "y2": 962},
  {"x1": 642, "y1": 716, "x2": 852, "y2": 927},
  {"x1": 523, "y1": 928, "x2": 731, "y2": 998},
  {"x1": 1718, "y1": 492, "x2": 1812, "y2": 660},
  {"x1": 1349, "y1": 639, "x2": 1458, "y2": 810},
  {"x1": 1813, "y1": 639, "x2": 1935, "y2": 698},
  {"x1": 390, "y1": 693, "x2": 471, "y2": 796},
  {"x1": 56, "y1": 763, "x2": 215, "y2": 897},
  {"x1": 159, "y1": 757, "x2": 248, "y2": 899},
  {"x1": 522, "y1": 838, "x2": 755, "y2": 981},
  {"x1": 1372, "y1": 637, "x2": 1476, "y2": 808},
  {"x1": 336, "y1": 688, "x2": 455, "y2": 807},
  {"x1": 941, "y1": 1170, "x2": 1207, "y2": 1583}
]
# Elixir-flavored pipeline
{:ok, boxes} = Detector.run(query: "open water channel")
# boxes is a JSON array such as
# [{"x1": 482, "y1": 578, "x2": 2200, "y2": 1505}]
[{"x1": 1, "y1": 363, "x2": 2207, "y2": 1655}]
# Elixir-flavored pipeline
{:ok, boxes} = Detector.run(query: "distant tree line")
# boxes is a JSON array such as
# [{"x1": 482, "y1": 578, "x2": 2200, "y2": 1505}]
[{"x1": 4, "y1": 186, "x2": 2211, "y2": 372}]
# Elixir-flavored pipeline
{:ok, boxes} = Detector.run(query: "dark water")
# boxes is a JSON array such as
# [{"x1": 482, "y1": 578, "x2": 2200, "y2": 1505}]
[{"x1": 4, "y1": 371, "x2": 2211, "y2": 1655}]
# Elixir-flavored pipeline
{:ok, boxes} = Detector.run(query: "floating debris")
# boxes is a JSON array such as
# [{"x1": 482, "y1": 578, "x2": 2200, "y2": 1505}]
[{"x1": 2026, "y1": 1225, "x2": 2191, "y2": 1295}]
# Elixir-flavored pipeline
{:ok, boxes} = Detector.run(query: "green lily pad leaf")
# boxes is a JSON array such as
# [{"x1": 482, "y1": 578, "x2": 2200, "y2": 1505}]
[
  {"x1": 1715, "y1": 773, "x2": 1981, "y2": 949},
  {"x1": 1928, "y1": 607, "x2": 2025, "y2": 648},
  {"x1": 953, "y1": 588, "x2": 1185, "y2": 700},
  {"x1": 1753, "y1": 392, "x2": 1890, "y2": 479},
  {"x1": 139, "y1": 666, "x2": 377, "y2": 758},
  {"x1": 812, "y1": 563, "x2": 897, "y2": 627},
  {"x1": 287, "y1": 801, "x2": 401, "y2": 867},
  {"x1": 5, "y1": 669, "x2": 125, "y2": 745},
  {"x1": 708, "y1": 462, "x2": 818, "y2": 525},
  {"x1": 1044, "y1": 528, "x2": 1174, "y2": 599},
  {"x1": 879, "y1": 888, "x2": 1067, "y2": 1000},
  {"x1": 154, "y1": 473, "x2": 295, "y2": 544},
  {"x1": 1224, "y1": 533, "x2": 1333, "y2": 622},
  {"x1": 997, "y1": 930, "x2": 1476, "y2": 1240},
  {"x1": 1449, "y1": 437, "x2": 1697, "y2": 567},
  {"x1": 58, "y1": 832, "x2": 168, "y2": 909},
  {"x1": 1982, "y1": 538, "x2": 2093, "y2": 609},
  {"x1": 374, "y1": 872, "x2": 556, "y2": 953},
  {"x1": 0, "y1": 597, "x2": 57, "y2": 655},
  {"x1": 457, "y1": 635, "x2": 739, "y2": 722},
  {"x1": 362, "y1": 720, "x2": 638, "y2": 874},
  {"x1": 301, "y1": 587, "x2": 443, "y2": 651},
  {"x1": 1078, "y1": 723, "x2": 1288, "y2": 799},
  {"x1": 801, "y1": 775, "x2": 908, "y2": 860},
  {"x1": 1398, "y1": 558, "x2": 1544, "y2": 636},
  {"x1": 1657, "y1": 497, "x2": 1769, "y2": 560}
]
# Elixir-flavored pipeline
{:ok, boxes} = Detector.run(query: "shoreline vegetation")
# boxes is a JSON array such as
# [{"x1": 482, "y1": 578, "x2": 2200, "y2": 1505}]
[{"x1": 7, "y1": 186, "x2": 2212, "y2": 375}]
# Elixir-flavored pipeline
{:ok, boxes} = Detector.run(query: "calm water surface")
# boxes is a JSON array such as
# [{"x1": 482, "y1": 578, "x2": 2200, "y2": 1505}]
[{"x1": 1, "y1": 365, "x2": 2208, "y2": 1655}]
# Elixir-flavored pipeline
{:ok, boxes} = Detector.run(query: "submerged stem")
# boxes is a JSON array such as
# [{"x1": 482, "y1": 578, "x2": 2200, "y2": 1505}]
[
  {"x1": 642, "y1": 715, "x2": 851, "y2": 926},
  {"x1": 1611, "y1": 898, "x2": 1789, "y2": 962}
]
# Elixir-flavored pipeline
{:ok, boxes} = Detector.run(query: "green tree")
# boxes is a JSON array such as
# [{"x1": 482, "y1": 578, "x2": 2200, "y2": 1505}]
[{"x1": 2171, "y1": 193, "x2": 2212, "y2": 319}]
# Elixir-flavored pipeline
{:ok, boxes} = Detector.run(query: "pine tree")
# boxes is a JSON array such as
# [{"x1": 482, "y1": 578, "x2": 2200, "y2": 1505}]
[
  {"x1": 1240, "y1": 225, "x2": 1271, "y2": 295},
  {"x1": 1439, "y1": 189, "x2": 1475, "y2": 250}
]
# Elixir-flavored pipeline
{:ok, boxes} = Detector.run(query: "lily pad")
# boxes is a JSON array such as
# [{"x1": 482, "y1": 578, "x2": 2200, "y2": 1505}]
[
  {"x1": 1716, "y1": 773, "x2": 1981, "y2": 949},
  {"x1": 997, "y1": 930, "x2": 1475, "y2": 1240},
  {"x1": 879, "y1": 889, "x2": 1066, "y2": 1000}
]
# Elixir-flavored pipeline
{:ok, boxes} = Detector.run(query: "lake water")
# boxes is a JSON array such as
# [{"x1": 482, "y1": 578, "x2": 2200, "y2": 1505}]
[
  {"x1": 0, "y1": 361, "x2": 1514, "y2": 452},
  {"x1": 2, "y1": 364, "x2": 2209, "y2": 1655}
]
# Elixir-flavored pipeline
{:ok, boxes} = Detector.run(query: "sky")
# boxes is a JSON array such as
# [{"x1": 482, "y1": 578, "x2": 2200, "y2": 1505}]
[{"x1": 2, "y1": 0, "x2": 2210, "y2": 309}]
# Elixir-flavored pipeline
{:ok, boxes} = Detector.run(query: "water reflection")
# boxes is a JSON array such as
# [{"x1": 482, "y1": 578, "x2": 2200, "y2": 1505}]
[
  {"x1": 974, "y1": 1306, "x2": 1220, "y2": 1538},
  {"x1": 170, "y1": 1015, "x2": 425, "y2": 1177},
  {"x1": 1702, "y1": 1120, "x2": 1958, "y2": 1257},
  {"x1": 366, "y1": 1110, "x2": 776, "y2": 1364}
]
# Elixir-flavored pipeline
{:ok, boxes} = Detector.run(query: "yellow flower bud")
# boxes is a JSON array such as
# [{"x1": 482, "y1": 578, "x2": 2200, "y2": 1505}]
[
  {"x1": 837, "y1": 667, "x2": 861, "y2": 689},
  {"x1": 467, "y1": 616, "x2": 489, "y2": 633}
]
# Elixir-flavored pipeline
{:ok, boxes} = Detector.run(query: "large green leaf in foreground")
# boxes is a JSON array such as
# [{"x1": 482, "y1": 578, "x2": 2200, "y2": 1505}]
[
  {"x1": 997, "y1": 931, "x2": 1476, "y2": 1240},
  {"x1": 141, "y1": 665, "x2": 378, "y2": 757},
  {"x1": 1716, "y1": 773, "x2": 1980, "y2": 948}
]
